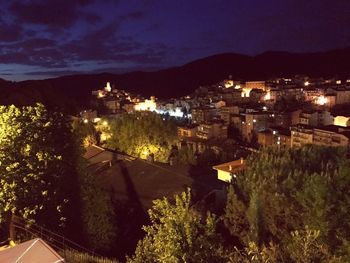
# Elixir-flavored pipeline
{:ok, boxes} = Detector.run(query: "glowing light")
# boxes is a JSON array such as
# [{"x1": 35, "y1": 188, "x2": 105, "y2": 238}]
[
  {"x1": 93, "y1": 117, "x2": 101, "y2": 123},
  {"x1": 134, "y1": 97, "x2": 157, "y2": 111},
  {"x1": 304, "y1": 81, "x2": 310, "y2": 87},
  {"x1": 336, "y1": 80, "x2": 341, "y2": 85},
  {"x1": 104, "y1": 82, "x2": 112, "y2": 92},
  {"x1": 103, "y1": 121, "x2": 108, "y2": 126},
  {"x1": 234, "y1": 85, "x2": 241, "y2": 89},
  {"x1": 100, "y1": 132, "x2": 111, "y2": 141},
  {"x1": 334, "y1": 116, "x2": 350, "y2": 127},
  {"x1": 316, "y1": 96, "x2": 328, "y2": 105},
  {"x1": 224, "y1": 80, "x2": 234, "y2": 88},
  {"x1": 83, "y1": 119, "x2": 88, "y2": 123},
  {"x1": 241, "y1": 88, "x2": 252, "y2": 97},
  {"x1": 98, "y1": 91, "x2": 105, "y2": 98},
  {"x1": 155, "y1": 107, "x2": 185, "y2": 118},
  {"x1": 264, "y1": 91, "x2": 271, "y2": 101}
]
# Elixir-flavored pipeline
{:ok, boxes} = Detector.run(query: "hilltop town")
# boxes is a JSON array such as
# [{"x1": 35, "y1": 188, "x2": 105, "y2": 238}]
[{"x1": 80, "y1": 76, "x2": 350, "y2": 181}]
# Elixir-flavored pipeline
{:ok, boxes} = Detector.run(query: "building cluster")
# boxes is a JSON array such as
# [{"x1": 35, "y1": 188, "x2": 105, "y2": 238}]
[
  {"x1": 88, "y1": 82, "x2": 189, "y2": 119},
  {"x1": 82, "y1": 75, "x2": 350, "y2": 155},
  {"x1": 176, "y1": 76, "x2": 350, "y2": 154}
]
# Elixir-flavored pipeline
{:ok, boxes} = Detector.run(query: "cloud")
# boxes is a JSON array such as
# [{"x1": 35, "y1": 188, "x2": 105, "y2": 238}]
[
  {"x1": 10, "y1": 0, "x2": 99, "y2": 28},
  {"x1": 0, "y1": 18, "x2": 23, "y2": 42}
]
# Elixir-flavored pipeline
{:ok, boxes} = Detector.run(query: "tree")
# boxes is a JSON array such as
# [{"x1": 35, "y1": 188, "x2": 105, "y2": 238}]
[
  {"x1": 224, "y1": 186, "x2": 249, "y2": 245},
  {"x1": 0, "y1": 104, "x2": 81, "y2": 237},
  {"x1": 224, "y1": 146, "x2": 350, "y2": 260},
  {"x1": 101, "y1": 112, "x2": 178, "y2": 162},
  {"x1": 79, "y1": 166, "x2": 117, "y2": 252},
  {"x1": 127, "y1": 189, "x2": 227, "y2": 263}
]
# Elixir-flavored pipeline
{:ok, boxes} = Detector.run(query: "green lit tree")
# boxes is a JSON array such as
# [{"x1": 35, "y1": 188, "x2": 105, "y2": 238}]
[
  {"x1": 0, "y1": 104, "x2": 81, "y2": 237},
  {"x1": 127, "y1": 189, "x2": 227, "y2": 263},
  {"x1": 101, "y1": 112, "x2": 178, "y2": 162}
]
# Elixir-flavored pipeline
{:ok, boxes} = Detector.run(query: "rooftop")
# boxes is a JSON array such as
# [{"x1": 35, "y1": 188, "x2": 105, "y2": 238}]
[{"x1": 213, "y1": 158, "x2": 246, "y2": 173}]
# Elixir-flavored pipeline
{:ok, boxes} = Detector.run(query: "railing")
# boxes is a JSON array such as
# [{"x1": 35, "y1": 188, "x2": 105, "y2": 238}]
[{"x1": 10, "y1": 215, "x2": 101, "y2": 258}]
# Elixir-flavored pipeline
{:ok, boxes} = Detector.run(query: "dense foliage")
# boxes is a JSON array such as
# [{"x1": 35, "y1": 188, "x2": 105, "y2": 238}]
[
  {"x1": 101, "y1": 112, "x2": 178, "y2": 162},
  {"x1": 79, "y1": 163, "x2": 117, "y2": 252},
  {"x1": 128, "y1": 146, "x2": 350, "y2": 262},
  {"x1": 0, "y1": 104, "x2": 81, "y2": 233},
  {"x1": 224, "y1": 146, "x2": 350, "y2": 262},
  {"x1": 128, "y1": 190, "x2": 227, "y2": 263}
]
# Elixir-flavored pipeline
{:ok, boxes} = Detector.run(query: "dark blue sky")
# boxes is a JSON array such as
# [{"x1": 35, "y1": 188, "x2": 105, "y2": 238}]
[{"x1": 1, "y1": 0, "x2": 349, "y2": 81}]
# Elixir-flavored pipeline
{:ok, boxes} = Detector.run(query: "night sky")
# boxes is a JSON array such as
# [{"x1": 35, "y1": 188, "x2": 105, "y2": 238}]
[{"x1": 1, "y1": 0, "x2": 349, "y2": 81}]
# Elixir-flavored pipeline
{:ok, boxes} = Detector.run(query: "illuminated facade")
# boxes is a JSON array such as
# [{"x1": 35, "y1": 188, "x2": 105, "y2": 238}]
[
  {"x1": 134, "y1": 96, "x2": 157, "y2": 111},
  {"x1": 241, "y1": 81, "x2": 267, "y2": 97},
  {"x1": 313, "y1": 128, "x2": 349, "y2": 147},
  {"x1": 334, "y1": 116, "x2": 350, "y2": 127},
  {"x1": 213, "y1": 158, "x2": 246, "y2": 182},
  {"x1": 177, "y1": 124, "x2": 198, "y2": 138},
  {"x1": 291, "y1": 125, "x2": 314, "y2": 148},
  {"x1": 196, "y1": 122, "x2": 228, "y2": 140}
]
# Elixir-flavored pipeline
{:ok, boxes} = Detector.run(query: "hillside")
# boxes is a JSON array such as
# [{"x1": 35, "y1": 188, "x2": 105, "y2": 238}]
[{"x1": 0, "y1": 47, "x2": 350, "y2": 113}]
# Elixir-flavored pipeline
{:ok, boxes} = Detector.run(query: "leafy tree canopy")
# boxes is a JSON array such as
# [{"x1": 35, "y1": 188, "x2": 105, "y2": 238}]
[
  {"x1": 100, "y1": 112, "x2": 178, "y2": 162},
  {"x1": 128, "y1": 189, "x2": 227, "y2": 263},
  {"x1": 0, "y1": 104, "x2": 81, "y2": 232},
  {"x1": 224, "y1": 146, "x2": 350, "y2": 261}
]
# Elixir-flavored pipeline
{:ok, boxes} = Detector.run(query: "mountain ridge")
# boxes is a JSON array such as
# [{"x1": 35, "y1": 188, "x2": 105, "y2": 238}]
[{"x1": 1, "y1": 48, "x2": 350, "y2": 112}]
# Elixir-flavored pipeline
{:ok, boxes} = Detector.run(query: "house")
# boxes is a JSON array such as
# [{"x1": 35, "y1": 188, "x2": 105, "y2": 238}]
[
  {"x1": 177, "y1": 124, "x2": 198, "y2": 138},
  {"x1": 257, "y1": 130, "x2": 274, "y2": 147},
  {"x1": 291, "y1": 124, "x2": 314, "y2": 148},
  {"x1": 196, "y1": 121, "x2": 227, "y2": 140},
  {"x1": 313, "y1": 126, "x2": 350, "y2": 147},
  {"x1": 219, "y1": 106, "x2": 239, "y2": 124},
  {"x1": 299, "y1": 110, "x2": 333, "y2": 127},
  {"x1": 258, "y1": 127, "x2": 291, "y2": 148},
  {"x1": 191, "y1": 107, "x2": 215, "y2": 124},
  {"x1": 213, "y1": 158, "x2": 246, "y2": 182},
  {"x1": 0, "y1": 238, "x2": 65, "y2": 263},
  {"x1": 334, "y1": 116, "x2": 350, "y2": 127},
  {"x1": 241, "y1": 111, "x2": 271, "y2": 142},
  {"x1": 83, "y1": 146, "x2": 225, "y2": 209}
]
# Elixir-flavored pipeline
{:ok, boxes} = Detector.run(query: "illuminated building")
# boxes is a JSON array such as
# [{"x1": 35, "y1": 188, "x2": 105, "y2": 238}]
[
  {"x1": 191, "y1": 107, "x2": 215, "y2": 124},
  {"x1": 316, "y1": 95, "x2": 328, "y2": 105},
  {"x1": 98, "y1": 90, "x2": 106, "y2": 98},
  {"x1": 177, "y1": 124, "x2": 198, "y2": 138},
  {"x1": 313, "y1": 127, "x2": 350, "y2": 147},
  {"x1": 104, "y1": 98, "x2": 119, "y2": 113},
  {"x1": 291, "y1": 124, "x2": 314, "y2": 148},
  {"x1": 213, "y1": 158, "x2": 246, "y2": 182},
  {"x1": 264, "y1": 90, "x2": 271, "y2": 101},
  {"x1": 298, "y1": 110, "x2": 333, "y2": 127},
  {"x1": 219, "y1": 106, "x2": 239, "y2": 124},
  {"x1": 196, "y1": 121, "x2": 227, "y2": 140},
  {"x1": 223, "y1": 80, "x2": 233, "y2": 88},
  {"x1": 258, "y1": 127, "x2": 291, "y2": 148},
  {"x1": 134, "y1": 96, "x2": 157, "y2": 111},
  {"x1": 241, "y1": 111, "x2": 270, "y2": 142},
  {"x1": 104, "y1": 82, "x2": 112, "y2": 92},
  {"x1": 334, "y1": 116, "x2": 350, "y2": 127},
  {"x1": 241, "y1": 81, "x2": 267, "y2": 98}
]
